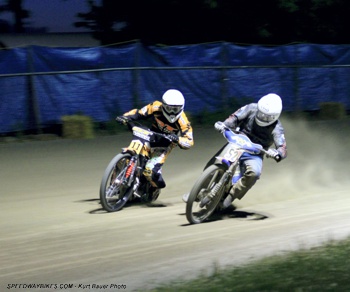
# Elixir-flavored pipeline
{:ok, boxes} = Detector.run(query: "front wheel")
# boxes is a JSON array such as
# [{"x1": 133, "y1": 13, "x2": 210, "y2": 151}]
[
  {"x1": 186, "y1": 164, "x2": 227, "y2": 224},
  {"x1": 99, "y1": 153, "x2": 135, "y2": 212}
]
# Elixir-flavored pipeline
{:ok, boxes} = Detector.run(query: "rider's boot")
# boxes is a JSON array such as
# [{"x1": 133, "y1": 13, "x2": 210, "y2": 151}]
[
  {"x1": 222, "y1": 186, "x2": 237, "y2": 209},
  {"x1": 182, "y1": 193, "x2": 189, "y2": 203},
  {"x1": 222, "y1": 194, "x2": 235, "y2": 209},
  {"x1": 149, "y1": 186, "x2": 161, "y2": 201}
]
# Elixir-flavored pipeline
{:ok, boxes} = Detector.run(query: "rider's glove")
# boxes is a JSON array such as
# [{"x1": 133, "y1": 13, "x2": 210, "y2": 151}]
[
  {"x1": 168, "y1": 133, "x2": 179, "y2": 144},
  {"x1": 266, "y1": 148, "x2": 281, "y2": 161},
  {"x1": 116, "y1": 116, "x2": 129, "y2": 125},
  {"x1": 214, "y1": 121, "x2": 226, "y2": 132}
]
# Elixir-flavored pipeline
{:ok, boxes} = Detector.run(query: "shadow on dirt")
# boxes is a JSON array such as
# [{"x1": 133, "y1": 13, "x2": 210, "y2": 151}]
[
  {"x1": 181, "y1": 205, "x2": 269, "y2": 226},
  {"x1": 77, "y1": 198, "x2": 170, "y2": 214},
  {"x1": 219, "y1": 210, "x2": 269, "y2": 221}
]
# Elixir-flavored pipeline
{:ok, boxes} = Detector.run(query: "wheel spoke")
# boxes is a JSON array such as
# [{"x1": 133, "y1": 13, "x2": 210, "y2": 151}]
[
  {"x1": 100, "y1": 154, "x2": 135, "y2": 212},
  {"x1": 186, "y1": 165, "x2": 227, "y2": 224}
]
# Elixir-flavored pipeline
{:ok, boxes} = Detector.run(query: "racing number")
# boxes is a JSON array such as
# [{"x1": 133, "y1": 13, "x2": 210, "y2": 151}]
[
  {"x1": 130, "y1": 140, "x2": 143, "y2": 154},
  {"x1": 224, "y1": 147, "x2": 238, "y2": 162}
]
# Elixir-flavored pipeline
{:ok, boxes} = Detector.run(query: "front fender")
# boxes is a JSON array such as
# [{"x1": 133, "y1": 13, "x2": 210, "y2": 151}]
[{"x1": 203, "y1": 142, "x2": 230, "y2": 171}]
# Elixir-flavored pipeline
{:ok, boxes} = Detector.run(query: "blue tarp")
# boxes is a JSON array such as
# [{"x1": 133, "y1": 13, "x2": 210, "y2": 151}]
[{"x1": 0, "y1": 42, "x2": 349, "y2": 133}]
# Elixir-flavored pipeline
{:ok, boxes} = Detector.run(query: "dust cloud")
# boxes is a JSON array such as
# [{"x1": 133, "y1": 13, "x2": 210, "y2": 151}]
[{"x1": 241, "y1": 117, "x2": 350, "y2": 205}]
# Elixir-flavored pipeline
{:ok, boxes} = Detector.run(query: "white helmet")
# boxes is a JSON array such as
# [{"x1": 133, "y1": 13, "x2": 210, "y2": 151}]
[
  {"x1": 255, "y1": 93, "x2": 282, "y2": 127},
  {"x1": 162, "y1": 89, "x2": 185, "y2": 123}
]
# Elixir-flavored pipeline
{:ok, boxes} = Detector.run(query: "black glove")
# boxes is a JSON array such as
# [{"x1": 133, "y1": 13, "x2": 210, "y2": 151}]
[
  {"x1": 115, "y1": 116, "x2": 129, "y2": 125},
  {"x1": 168, "y1": 133, "x2": 179, "y2": 143}
]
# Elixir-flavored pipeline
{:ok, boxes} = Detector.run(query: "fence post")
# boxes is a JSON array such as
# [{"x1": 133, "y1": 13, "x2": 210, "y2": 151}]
[
  {"x1": 132, "y1": 41, "x2": 141, "y2": 108},
  {"x1": 27, "y1": 46, "x2": 42, "y2": 134},
  {"x1": 293, "y1": 45, "x2": 301, "y2": 114},
  {"x1": 220, "y1": 42, "x2": 229, "y2": 111}
]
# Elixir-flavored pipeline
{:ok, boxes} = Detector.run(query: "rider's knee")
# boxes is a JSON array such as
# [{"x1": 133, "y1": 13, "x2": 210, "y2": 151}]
[{"x1": 245, "y1": 169, "x2": 260, "y2": 181}]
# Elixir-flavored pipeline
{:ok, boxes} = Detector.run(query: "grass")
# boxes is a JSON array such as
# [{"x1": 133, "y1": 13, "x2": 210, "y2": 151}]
[{"x1": 147, "y1": 237, "x2": 350, "y2": 291}]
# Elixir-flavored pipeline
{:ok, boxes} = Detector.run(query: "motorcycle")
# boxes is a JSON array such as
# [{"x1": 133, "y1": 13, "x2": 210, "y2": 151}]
[
  {"x1": 185, "y1": 123, "x2": 280, "y2": 224},
  {"x1": 99, "y1": 118, "x2": 174, "y2": 212}
]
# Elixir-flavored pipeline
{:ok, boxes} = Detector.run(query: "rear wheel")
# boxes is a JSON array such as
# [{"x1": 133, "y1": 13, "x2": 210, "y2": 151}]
[
  {"x1": 186, "y1": 164, "x2": 227, "y2": 224},
  {"x1": 99, "y1": 153, "x2": 135, "y2": 212}
]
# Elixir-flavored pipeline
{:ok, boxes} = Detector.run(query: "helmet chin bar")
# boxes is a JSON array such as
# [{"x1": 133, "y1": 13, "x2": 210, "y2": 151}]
[
  {"x1": 164, "y1": 111, "x2": 181, "y2": 123},
  {"x1": 255, "y1": 116, "x2": 276, "y2": 127},
  {"x1": 168, "y1": 116, "x2": 177, "y2": 123}
]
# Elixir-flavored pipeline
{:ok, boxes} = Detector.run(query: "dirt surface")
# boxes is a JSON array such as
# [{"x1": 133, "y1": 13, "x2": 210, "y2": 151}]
[{"x1": 1, "y1": 118, "x2": 350, "y2": 292}]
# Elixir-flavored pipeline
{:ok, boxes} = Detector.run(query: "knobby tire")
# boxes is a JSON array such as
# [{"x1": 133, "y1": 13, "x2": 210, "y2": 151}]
[
  {"x1": 186, "y1": 164, "x2": 226, "y2": 224},
  {"x1": 99, "y1": 153, "x2": 135, "y2": 212}
]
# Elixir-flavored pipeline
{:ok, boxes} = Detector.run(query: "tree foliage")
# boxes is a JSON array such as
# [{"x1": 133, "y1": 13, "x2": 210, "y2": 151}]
[
  {"x1": 0, "y1": 0, "x2": 30, "y2": 33},
  {"x1": 74, "y1": 0, "x2": 350, "y2": 45},
  {"x1": 1, "y1": 0, "x2": 349, "y2": 45}
]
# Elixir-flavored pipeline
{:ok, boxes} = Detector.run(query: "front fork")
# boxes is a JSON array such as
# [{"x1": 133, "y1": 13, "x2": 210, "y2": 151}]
[
  {"x1": 199, "y1": 163, "x2": 237, "y2": 208},
  {"x1": 211, "y1": 171, "x2": 231, "y2": 198},
  {"x1": 126, "y1": 155, "x2": 149, "y2": 198},
  {"x1": 198, "y1": 140, "x2": 247, "y2": 207},
  {"x1": 107, "y1": 155, "x2": 139, "y2": 198}
]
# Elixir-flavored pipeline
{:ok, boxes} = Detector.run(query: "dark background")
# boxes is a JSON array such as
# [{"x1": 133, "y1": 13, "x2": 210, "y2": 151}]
[
  {"x1": 0, "y1": 1, "x2": 349, "y2": 136},
  {"x1": 1, "y1": 0, "x2": 350, "y2": 45}
]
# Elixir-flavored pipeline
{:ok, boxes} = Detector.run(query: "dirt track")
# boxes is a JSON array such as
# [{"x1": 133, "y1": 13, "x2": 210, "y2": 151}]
[{"x1": 1, "y1": 118, "x2": 350, "y2": 291}]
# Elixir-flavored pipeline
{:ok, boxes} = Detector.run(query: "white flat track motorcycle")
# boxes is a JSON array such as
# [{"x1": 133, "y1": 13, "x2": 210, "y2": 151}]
[{"x1": 185, "y1": 124, "x2": 280, "y2": 224}]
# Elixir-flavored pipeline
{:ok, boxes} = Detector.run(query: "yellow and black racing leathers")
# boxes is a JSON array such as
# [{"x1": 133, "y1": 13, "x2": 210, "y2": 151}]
[{"x1": 122, "y1": 100, "x2": 194, "y2": 189}]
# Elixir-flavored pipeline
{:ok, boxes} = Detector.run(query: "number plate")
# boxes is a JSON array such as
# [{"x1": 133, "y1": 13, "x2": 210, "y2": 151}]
[
  {"x1": 133, "y1": 127, "x2": 152, "y2": 141},
  {"x1": 223, "y1": 145, "x2": 239, "y2": 162}
]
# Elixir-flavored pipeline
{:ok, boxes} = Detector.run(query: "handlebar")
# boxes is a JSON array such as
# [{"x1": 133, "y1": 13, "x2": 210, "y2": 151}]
[
  {"x1": 220, "y1": 123, "x2": 281, "y2": 162},
  {"x1": 115, "y1": 116, "x2": 176, "y2": 142}
]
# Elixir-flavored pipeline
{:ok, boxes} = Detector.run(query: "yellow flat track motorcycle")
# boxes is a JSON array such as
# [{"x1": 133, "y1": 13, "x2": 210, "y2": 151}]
[{"x1": 99, "y1": 119, "x2": 173, "y2": 212}]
